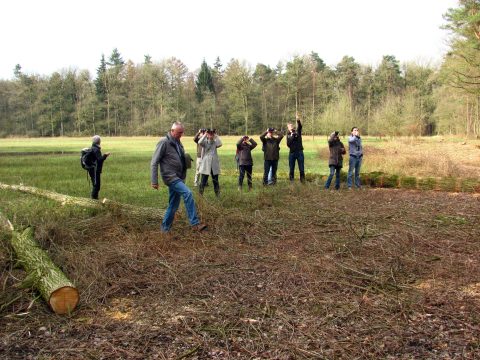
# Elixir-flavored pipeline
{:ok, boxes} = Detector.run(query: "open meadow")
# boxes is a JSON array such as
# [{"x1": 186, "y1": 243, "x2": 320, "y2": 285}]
[{"x1": 0, "y1": 135, "x2": 480, "y2": 358}]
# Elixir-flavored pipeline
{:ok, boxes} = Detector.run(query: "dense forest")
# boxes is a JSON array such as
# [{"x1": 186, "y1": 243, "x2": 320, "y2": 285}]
[{"x1": 1, "y1": 1, "x2": 480, "y2": 138}]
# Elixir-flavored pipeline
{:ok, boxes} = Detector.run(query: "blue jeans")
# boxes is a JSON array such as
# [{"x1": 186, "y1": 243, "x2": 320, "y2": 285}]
[
  {"x1": 325, "y1": 165, "x2": 341, "y2": 190},
  {"x1": 289, "y1": 151, "x2": 305, "y2": 182},
  {"x1": 162, "y1": 179, "x2": 200, "y2": 232},
  {"x1": 347, "y1": 155, "x2": 362, "y2": 188},
  {"x1": 263, "y1": 160, "x2": 278, "y2": 185}
]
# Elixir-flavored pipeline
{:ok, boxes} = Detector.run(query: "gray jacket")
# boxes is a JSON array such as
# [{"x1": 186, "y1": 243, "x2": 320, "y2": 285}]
[
  {"x1": 151, "y1": 133, "x2": 187, "y2": 186},
  {"x1": 348, "y1": 135, "x2": 363, "y2": 157}
]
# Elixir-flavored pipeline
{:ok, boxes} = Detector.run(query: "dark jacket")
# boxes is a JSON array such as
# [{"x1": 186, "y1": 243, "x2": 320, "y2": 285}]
[
  {"x1": 236, "y1": 138, "x2": 257, "y2": 166},
  {"x1": 151, "y1": 132, "x2": 187, "y2": 186},
  {"x1": 260, "y1": 131, "x2": 284, "y2": 161},
  {"x1": 327, "y1": 133, "x2": 346, "y2": 168},
  {"x1": 286, "y1": 120, "x2": 303, "y2": 153},
  {"x1": 91, "y1": 143, "x2": 108, "y2": 173}
]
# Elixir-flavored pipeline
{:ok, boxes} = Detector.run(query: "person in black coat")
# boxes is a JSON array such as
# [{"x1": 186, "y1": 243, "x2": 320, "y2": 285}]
[
  {"x1": 324, "y1": 131, "x2": 346, "y2": 190},
  {"x1": 286, "y1": 112, "x2": 305, "y2": 183},
  {"x1": 88, "y1": 135, "x2": 110, "y2": 199},
  {"x1": 236, "y1": 135, "x2": 257, "y2": 191}
]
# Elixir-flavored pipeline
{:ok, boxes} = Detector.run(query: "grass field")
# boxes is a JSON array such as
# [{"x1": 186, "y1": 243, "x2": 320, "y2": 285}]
[
  {"x1": 1, "y1": 135, "x2": 480, "y2": 358},
  {"x1": 1, "y1": 135, "x2": 479, "y2": 206}
]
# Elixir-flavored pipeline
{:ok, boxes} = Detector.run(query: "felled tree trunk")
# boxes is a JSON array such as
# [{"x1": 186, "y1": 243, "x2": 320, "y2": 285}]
[
  {"x1": 0, "y1": 183, "x2": 164, "y2": 219},
  {"x1": 0, "y1": 183, "x2": 102, "y2": 208},
  {"x1": 0, "y1": 213, "x2": 79, "y2": 314}
]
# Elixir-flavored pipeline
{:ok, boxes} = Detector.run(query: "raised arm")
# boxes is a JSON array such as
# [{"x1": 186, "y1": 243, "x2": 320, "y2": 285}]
[
  {"x1": 198, "y1": 133, "x2": 208, "y2": 147},
  {"x1": 259, "y1": 131, "x2": 268, "y2": 143}
]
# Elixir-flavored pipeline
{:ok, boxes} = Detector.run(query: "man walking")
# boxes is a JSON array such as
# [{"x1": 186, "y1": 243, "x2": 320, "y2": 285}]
[
  {"x1": 347, "y1": 127, "x2": 363, "y2": 190},
  {"x1": 260, "y1": 127, "x2": 284, "y2": 185},
  {"x1": 286, "y1": 112, "x2": 305, "y2": 183},
  {"x1": 151, "y1": 122, "x2": 207, "y2": 232}
]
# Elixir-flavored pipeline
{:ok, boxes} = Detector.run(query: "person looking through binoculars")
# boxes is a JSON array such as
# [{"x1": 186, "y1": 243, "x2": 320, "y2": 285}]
[
  {"x1": 287, "y1": 112, "x2": 305, "y2": 183},
  {"x1": 236, "y1": 135, "x2": 257, "y2": 191},
  {"x1": 198, "y1": 129, "x2": 222, "y2": 197},
  {"x1": 260, "y1": 127, "x2": 284, "y2": 186}
]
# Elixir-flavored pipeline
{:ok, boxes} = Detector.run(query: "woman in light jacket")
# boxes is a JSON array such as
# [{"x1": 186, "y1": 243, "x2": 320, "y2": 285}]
[{"x1": 198, "y1": 129, "x2": 222, "y2": 196}]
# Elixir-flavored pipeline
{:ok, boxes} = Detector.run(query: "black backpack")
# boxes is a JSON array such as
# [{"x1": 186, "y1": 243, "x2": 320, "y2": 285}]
[{"x1": 80, "y1": 147, "x2": 96, "y2": 170}]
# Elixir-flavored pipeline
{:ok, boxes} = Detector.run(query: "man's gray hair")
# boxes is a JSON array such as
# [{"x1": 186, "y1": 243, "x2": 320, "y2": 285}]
[
  {"x1": 92, "y1": 135, "x2": 101, "y2": 145},
  {"x1": 171, "y1": 121, "x2": 184, "y2": 130}
]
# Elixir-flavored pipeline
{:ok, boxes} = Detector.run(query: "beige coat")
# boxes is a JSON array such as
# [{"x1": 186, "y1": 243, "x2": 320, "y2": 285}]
[{"x1": 198, "y1": 134, "x2": 222, "y2": 175}]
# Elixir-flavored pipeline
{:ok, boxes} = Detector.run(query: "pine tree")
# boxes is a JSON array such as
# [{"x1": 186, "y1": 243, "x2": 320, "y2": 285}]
[
  {"x1": 195, "y1": 60, "x2": 215, "y2": 102},
  {"x1": 94, "y1": 54, "x2": 107, "y2": 102}
]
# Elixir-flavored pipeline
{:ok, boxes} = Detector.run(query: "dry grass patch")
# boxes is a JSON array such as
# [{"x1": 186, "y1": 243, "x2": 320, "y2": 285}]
[{"x1": 1, "y1": 187, "x2": 479, "y2": 358}]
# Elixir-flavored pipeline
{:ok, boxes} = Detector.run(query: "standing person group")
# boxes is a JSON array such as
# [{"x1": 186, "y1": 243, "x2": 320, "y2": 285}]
[
  {"x1": 84, "y1": 120, "x2": 364, "y2": 234},
  {"x1": 324, "y1": 127, "x2": 364, "y2": 191}
]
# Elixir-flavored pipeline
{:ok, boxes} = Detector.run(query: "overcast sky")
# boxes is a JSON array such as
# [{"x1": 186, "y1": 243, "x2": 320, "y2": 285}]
[{"x1": 0, "y1": 0, "x2": 458, "y2": 80}]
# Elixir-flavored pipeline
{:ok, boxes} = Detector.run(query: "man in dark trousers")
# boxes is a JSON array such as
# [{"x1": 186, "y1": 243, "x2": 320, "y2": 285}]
[
  {"x1": 88, "y1": 135, "x2": 110, "y2": 199},
  {"x1": 260, "y1": 127, "x2": 284, "y2": 185},
  {"x1": 151, "y1": 122, "x2": 207, "y2": 233},
  {"x1": 236, "y1": 135, "x2": 257, "y2": 191},
  {"x1": 286, "y1": 112, "x2": 305, "y2": 183}
]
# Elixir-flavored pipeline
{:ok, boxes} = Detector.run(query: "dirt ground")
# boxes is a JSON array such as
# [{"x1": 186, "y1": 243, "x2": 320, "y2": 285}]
[{"x1": 1, "y1": 187, "x2": 479, "y2": 359}]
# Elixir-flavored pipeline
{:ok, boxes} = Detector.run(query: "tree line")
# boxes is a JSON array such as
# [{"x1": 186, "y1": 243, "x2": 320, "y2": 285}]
[{"x1": 0, "y1": 1, "x2": 479, "y2": 138}]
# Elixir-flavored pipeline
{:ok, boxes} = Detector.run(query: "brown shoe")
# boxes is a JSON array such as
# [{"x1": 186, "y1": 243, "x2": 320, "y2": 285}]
[{"x1": 192, "y1": 223, "x2": 208, "y2": 232}]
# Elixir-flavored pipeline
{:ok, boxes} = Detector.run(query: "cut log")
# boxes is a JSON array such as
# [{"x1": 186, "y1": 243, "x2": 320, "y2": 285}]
[
  {"x1": 0, "y1": 212, "x2": 79, "y2": 314},
  {"x1": 12, "y1": 228, "x2": 79, "y2": 314},
  {"x1": 0, "y1": 182, "x2": 164, "y2": 220}
]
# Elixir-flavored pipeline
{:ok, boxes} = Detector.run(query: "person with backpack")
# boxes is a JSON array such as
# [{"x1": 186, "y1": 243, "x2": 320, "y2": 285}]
[
  {"x1": 236, "y1": 135, "x2": 257, "y2": 191},
  {"x1": 260, "y1": 127, "x2": 284, "y2": 186},
  {"x1": 286, "y1": 112, "x2": 305, "y2": 183},
  {"x1": 324, "y1": 131, "x2": 346, "y2": 190},
  {"x1": 86, "y1": 135, "x2": 110, "y2": 200},
  {"x1": 151, "y1": 122, "x2": 207, "y2": 233}
]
